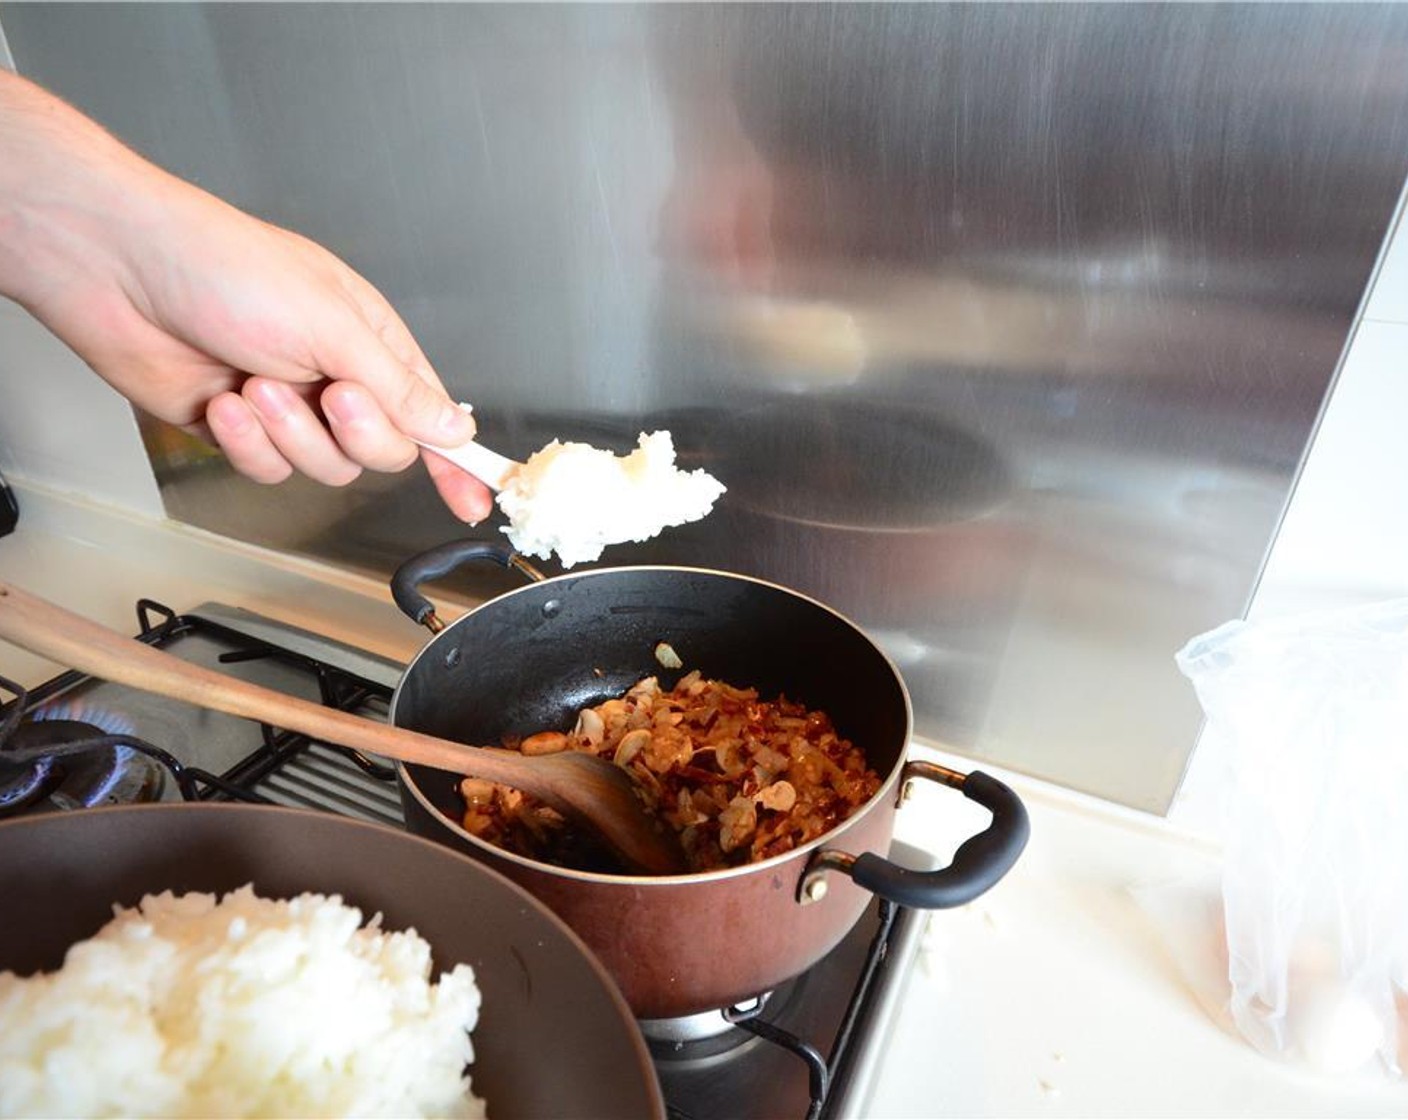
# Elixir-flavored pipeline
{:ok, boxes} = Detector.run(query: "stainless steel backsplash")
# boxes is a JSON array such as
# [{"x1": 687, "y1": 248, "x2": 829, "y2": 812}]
[{"x1": 7, "y1": 3, "x2": 1408, "y2": 812}]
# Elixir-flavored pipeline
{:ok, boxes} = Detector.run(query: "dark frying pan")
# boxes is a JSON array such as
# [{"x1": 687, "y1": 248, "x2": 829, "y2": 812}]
[{"x1": 0, "y1": 803, "x2": 664, "y2": 1120}]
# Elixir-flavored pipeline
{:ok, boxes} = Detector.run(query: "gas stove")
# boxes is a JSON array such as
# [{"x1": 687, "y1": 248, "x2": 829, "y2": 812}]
[{"x1": 0, "y1": 597, "x2": 929, "y2": 1120}]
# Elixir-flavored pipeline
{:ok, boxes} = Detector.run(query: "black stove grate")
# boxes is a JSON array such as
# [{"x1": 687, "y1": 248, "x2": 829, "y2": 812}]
[{"x1": 0, "y1": 598, "x2": 924, "y2": 1120}]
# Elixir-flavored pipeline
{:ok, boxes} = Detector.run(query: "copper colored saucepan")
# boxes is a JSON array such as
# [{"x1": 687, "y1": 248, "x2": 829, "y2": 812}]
[{"x1": 389, "y1": 542, "x2": 1030, "y2": 1020}]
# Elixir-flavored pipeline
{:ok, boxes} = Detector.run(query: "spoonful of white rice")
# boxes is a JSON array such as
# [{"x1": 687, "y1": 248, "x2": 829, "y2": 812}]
[{"x1": 420, "y1": 416, "x2": 726, "y2": 568}]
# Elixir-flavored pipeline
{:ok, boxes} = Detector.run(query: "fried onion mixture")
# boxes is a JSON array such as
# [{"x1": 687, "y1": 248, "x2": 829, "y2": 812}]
[{"x1": 458, "y1": 671, "x2": 881, "y2": 873}]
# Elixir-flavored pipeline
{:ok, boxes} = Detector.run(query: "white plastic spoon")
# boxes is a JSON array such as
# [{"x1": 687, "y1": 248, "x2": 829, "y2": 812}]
[{"x1": 416, "y1": 436, "x2": 522, "y2": 492}]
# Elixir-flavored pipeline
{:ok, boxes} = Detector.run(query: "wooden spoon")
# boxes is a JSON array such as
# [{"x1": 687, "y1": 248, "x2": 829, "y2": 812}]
[{"x1": 0, "y1": 580, "x2": 685, "y2": 875}]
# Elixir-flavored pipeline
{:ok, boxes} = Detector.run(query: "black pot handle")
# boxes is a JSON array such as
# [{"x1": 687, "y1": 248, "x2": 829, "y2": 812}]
[
  {"x1": 799, "y1": 763, "x2": 1029, "y2": 909},
  {"x1": 390, "y1": 540, "x2": 545, "y2": 631}
]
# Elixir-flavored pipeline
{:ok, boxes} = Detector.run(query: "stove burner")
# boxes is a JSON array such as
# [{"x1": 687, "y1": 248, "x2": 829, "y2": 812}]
[
  {"x1": 0, "y1": 746, "x2": 54, "y2": 812},
  {"x1": 0, "y1": 708, "x2": 166, "y2": 817},
  {"x1": 641, "y1": 992, "x2": 777, "y2": 1054},
  {"x1": 31, "y1": 701, "x2": 138, "y2": 738},
  {"x1": 647, "y1": 972, "x2": 834, "y2": 1118}
]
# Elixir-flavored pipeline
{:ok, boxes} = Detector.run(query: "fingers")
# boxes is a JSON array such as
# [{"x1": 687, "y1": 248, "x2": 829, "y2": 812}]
[
  {"x1": 205, "y1": 392, "x2": 294, "y2": 484},
  {"x1": 242, "y1": 379, "x2": 363, "y2": 486},
  {"x1": 205, "y1": 380, "x2": 363, "y2": 488},
  {"x1": 312, "y1": 299, "x2": 476, "y2": 450},
  {"x1": 207, "y1": 380, "x2": 492, "y2": 524},
  {"x1": 421, "y1": 448, "x2": 496, "y2": 525},
  {"x1": 322, "y1": 375, "x2": 494, "y2": 522},
  {"x1": 315, "y1": 279, "x2": 493, "y2": 522},
  {"x1": 319, "y1": 381, "x2": 419, "y2": 473}
]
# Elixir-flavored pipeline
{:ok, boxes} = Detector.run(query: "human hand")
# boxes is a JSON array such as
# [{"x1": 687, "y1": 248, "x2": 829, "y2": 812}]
[{"x1": 0, "y1": 70, "x2": 491, "y2": 523}]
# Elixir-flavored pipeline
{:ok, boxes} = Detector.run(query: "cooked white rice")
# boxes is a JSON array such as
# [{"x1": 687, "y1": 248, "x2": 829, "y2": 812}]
[
  {"x1": 497, "y1": 430, "x2": 726, "y2": 568},
  {"x1": 0, "y1": 885, "x2": 486, "y2": 1119}
]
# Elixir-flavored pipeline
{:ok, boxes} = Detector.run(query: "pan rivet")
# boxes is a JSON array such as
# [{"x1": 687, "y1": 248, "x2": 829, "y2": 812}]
[
  {"x1": 542, "y1": 599, "x2": 562, "y2": 618},
  {"x1": 445, "y1": 647, "x2": 462, "y2": 668},
  {"x1": 803, "y1": 877, "x2": 828, "y2": 903}
]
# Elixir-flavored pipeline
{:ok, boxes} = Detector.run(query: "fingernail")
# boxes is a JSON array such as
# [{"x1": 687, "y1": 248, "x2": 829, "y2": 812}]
[
  {"x1": 437, "y1": 402, "x2": 477, "y2": 441},
  {"x1": 322, "y1": 388, "x2": 364, "y2": 427},
  {"x1": 208, "y1": 393, "x2": 256, "y2": 435},
  {"x1": 247, "y1": 379, "x2": 296, "y2": 421}
]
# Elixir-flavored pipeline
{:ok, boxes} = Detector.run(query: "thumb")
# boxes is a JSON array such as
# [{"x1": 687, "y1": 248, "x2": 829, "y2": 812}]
[{"x1": 313, "y1": 316, "x2": 476, "y2": 447}]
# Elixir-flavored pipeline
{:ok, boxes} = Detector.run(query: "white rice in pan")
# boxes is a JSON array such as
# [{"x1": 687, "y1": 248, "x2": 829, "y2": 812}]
[{"x1": 0, "y1": 885, "x2": 486, "y2": 1119}]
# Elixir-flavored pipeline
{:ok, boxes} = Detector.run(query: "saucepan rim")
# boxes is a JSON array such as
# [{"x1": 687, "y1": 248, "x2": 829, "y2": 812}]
[{"x1": 392, "y1": 562, "x2": 915, "y2": 887}]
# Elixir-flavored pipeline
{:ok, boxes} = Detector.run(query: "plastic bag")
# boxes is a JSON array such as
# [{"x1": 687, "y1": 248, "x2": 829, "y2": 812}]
[{"x1": 1175, "y1": 599, "x2": 1408, "y2": 1076}]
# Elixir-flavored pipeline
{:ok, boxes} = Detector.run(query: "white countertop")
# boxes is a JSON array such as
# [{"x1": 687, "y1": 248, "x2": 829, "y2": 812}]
[
  {"x1": 878, "y1": 777, "x2": 1408, "y2": 1118},
  {"x1": 2, "y1": 480, "x2": 1407, "y2": 1119}
]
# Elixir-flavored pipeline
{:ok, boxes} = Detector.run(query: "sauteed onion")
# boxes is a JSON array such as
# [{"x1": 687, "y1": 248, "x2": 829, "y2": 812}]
[{"x1": 458, "y1": 671, "x2": 881, "y2": 873}]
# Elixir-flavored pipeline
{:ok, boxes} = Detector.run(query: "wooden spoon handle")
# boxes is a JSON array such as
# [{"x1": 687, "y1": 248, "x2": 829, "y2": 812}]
[{"x1": 0, "y1": 580, "x2": 533, "y2": 790}]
